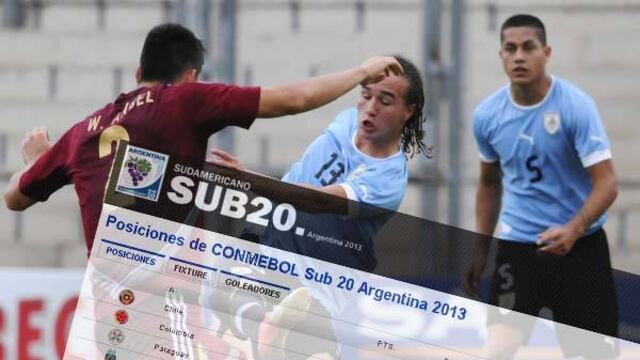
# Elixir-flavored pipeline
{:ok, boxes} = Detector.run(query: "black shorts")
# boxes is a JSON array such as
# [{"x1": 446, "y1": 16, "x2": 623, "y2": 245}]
[{"x1": 489, "y1": 229, "x2": 619, "y2": 358}]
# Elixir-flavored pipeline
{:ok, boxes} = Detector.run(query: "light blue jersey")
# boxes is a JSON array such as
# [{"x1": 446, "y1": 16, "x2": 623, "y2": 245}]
[
  {"x1": 279, "y1": 107, "x2": 408, "y2": 316},
  {"x1": 473, "y1": 76, "x2": 612, "y2": 243},
  {"x1": 283, "y1": 107, "x2": 408, "y2": 211}
]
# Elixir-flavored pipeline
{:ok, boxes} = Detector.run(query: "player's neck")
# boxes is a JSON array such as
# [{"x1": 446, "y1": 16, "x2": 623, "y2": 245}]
[
  {"x1": 510, "y1": 75, "x2": 552, "y2": 106},
  {"x1": 354, "y1": 133, "x2": 400, "y2": 159},
  {"x1": 137, "y1": 81, "x2": 163, "y2": 89}
]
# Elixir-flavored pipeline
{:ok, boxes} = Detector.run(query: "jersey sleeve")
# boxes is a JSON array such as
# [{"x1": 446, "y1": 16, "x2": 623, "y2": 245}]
[
  {"x1": 326, "y1": 107, "x2": 357, "y2": 142},
  {"x1": 472, "y1": 107, "x2": 499, "y2": 163},
  {"x1": 175, "y1": 82, "x2": 261, "y2": 133},
  {"x1": 569, "y1": 95, "x2": 612, "y2": 168},
  {"x1": 339, "y1": 162, "x2": 406, "y2": 211},
  {"x1": 19, "y1": 129, "x2": 73, "y2": 201}
]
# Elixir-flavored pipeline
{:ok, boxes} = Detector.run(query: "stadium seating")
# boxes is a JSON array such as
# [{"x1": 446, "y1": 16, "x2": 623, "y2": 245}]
[{"x1": 0, "y1": 0, "x2": 639, "y2": 269}]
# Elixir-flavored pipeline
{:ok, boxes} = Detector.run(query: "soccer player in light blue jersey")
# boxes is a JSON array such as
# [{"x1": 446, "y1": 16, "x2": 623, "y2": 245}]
[
  {"x1": 465, "y1": 14, "x2": 619, "y2": 360},
  {"x1": 213, "y1": 56, "x2": 427, "y2": 211},
  {"x1": 281, "y1": 105, "x2": 408, "y2": 211},
  {"x1": 212, "y1": 56, "x2": 427, "y2": 268},
  {"x1": 210, "y1": 56, "x2": 428, "y2": 360}
]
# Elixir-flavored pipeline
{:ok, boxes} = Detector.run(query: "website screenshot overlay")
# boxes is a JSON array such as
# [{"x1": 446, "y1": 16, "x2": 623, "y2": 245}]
[{"x1": 64, "y1": 143, "x2": 640, "y2": 359}]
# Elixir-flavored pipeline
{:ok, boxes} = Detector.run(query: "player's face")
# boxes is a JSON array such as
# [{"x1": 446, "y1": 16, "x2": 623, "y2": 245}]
[
  {"x1": 357, "y1": 76, "x2": 414, "y2": 145},
  {"x1": 500, "y1": 26, "x2": 551, "y2": 86}
]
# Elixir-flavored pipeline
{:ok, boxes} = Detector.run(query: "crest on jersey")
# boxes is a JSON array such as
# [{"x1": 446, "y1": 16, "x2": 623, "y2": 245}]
[
  {"x1": 543, "y1": 112, "x2": 561, "y2": 135},
  {"x1": 115, "y1": 145, "x2": 169, "y2": 202}
]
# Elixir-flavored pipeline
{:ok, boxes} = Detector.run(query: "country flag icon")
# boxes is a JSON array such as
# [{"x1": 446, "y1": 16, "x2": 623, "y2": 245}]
[
  {"x1": 105, "y1": 348, "x2": 117, "y2": 360},
  {"x1": 108, "y1": 328, "x2": 125, "y2": 345},
  {"x1": 119, "y1": 289, "x2": 135, "y2": 306},
  {"x1": 114, "y1": 310, "x2": 129, "y2": 325}
]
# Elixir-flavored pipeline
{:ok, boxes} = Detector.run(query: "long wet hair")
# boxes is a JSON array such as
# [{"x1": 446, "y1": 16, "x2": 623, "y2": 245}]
[{"x1": 394, "y1": 55, "x2": 431, "y2": 158}]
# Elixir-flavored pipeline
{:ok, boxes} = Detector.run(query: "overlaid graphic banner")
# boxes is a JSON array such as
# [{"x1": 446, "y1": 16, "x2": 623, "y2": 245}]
[{"x1": 63, "y1": 143, "x2": 640, "y2": 360}]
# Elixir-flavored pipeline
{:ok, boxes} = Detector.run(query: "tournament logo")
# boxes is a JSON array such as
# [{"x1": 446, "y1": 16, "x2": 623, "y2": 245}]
[
  {"x1": 543, "y1": 112, "x2": 561, "y2": 135},
  {"x1": 119, "y1": 289, "x2": 135, "y2": 306},
  {"x1": 115, "y1": 145, "x2": 169, "y2": 202},
  {"x1": 108, "y1": 328, "x2": 125, "y2": 345},
  {"x1": 114, "y1": 310, "x2": 129, "y2": 325}
]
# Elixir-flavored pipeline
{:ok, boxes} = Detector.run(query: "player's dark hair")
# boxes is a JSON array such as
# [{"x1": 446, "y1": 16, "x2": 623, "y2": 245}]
[
  {"x1": 394, "y1": 55, "x2": 430, "y2": 158},
  {"x1": 500, "y1": 14, "x2": 547, "y2": 46},
  {"x1": 139, "y1": 23, "x2": 206, "y2": 83}
]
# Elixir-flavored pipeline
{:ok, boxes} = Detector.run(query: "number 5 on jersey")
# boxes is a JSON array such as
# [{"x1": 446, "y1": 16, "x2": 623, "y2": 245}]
[{"x1": 525, "y1": 155, "x2": 543, "y2": 183}]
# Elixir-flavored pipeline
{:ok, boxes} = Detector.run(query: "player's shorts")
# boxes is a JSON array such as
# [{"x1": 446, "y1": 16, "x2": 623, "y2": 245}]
[{"x1": 488, "y1": 228, "x2": 619, "y2": 359}]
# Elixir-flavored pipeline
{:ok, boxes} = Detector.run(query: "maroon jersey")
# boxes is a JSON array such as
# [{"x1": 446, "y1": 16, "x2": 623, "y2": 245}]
[{"x1": 19, "y1": 82, "x2": 260, "y2": 253}]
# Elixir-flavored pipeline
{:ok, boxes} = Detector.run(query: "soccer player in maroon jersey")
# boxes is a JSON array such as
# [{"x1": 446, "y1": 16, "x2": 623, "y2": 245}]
[
  {"x1": 4, "y1": 23, "x2": 402, "y2": 359},
  {"x1": 3, "y1": 23, "x2": 402, "y2": 254}
]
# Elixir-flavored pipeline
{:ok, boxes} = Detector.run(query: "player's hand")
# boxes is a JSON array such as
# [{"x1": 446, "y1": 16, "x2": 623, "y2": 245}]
[
  {"x1": 359, "y1": 56, "x2": 404, "y2": 85},
  {"x1": 21, "y1": 126, "x2": 52, "y2": 165},
  {"x1": 209, "y1": 148, "x2": 246, "y2": 172},
  {"x1": 536, "y1": 224, "x2": 582, "y2": 255}
]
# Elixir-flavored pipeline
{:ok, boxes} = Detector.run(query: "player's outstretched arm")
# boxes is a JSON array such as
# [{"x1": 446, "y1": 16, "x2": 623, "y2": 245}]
[
  {"x1": 4, "y1": 171, "x2": 35, "y2": 211},
  {"x1": 257, "y1": 56, "x2": 403, "y2": 118},
  {"x1": 4, "y1": 127, "x2": 51, "y2": 211}
]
